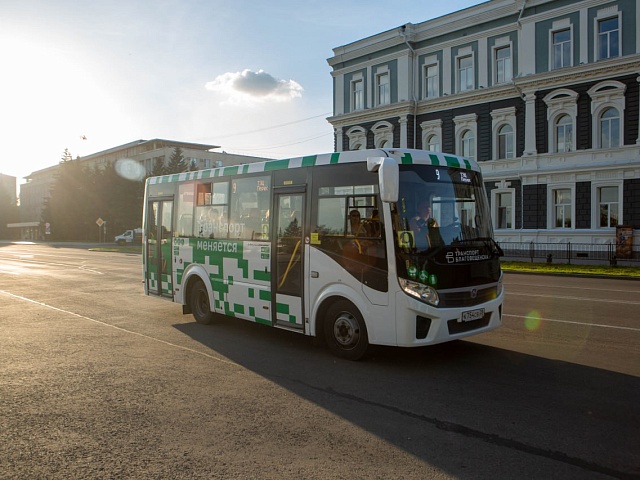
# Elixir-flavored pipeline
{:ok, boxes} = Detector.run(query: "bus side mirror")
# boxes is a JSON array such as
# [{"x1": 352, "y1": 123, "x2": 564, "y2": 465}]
[{"x1": 367, "y1": 157, "x2": 399, "y2": 203}]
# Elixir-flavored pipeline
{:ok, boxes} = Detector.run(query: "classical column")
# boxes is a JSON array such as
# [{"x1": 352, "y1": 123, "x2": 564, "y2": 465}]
[
  {"x1": 523, "y1": 90, "x2": 537, "y2": 155},
  {"x1": 399, "y1": 115, "x2": 408, "y2": 148},
  {"x1": 334, "y1": 127, "x2": 343, "y2": 152}
]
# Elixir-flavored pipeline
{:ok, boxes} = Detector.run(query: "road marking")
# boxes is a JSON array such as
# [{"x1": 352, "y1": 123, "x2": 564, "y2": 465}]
[
  {"x1": 506, "y1": 292, "x2": 640, "y2": 305},
  {"x1": 0, "y1": 290, "x2": 239, "y2": 367},
  {"x1": 507, "y1": 281, "x2": 640, "y2": 295},
  {"x1": 503, "y1": 313, "x2": 640, "y2": 332}
]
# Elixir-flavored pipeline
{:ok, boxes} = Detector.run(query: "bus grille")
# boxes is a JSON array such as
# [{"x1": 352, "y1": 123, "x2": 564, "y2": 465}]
[{"x1": 438, "y1": 286, "x2": 498, "y2": 308}]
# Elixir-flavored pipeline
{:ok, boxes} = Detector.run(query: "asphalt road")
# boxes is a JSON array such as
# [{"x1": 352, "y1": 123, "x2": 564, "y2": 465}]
[{"x1": 1, "y1": 243, "x2": 639, "y2": 479}]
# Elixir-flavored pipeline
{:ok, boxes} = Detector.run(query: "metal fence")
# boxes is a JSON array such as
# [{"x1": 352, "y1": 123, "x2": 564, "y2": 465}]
[{"x1": 497, "y1": 241, "x2": 640, "y2": 265}]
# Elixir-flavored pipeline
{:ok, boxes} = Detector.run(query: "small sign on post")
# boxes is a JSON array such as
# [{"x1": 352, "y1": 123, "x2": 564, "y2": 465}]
[{"x1": 96, "y1": 218, "x2": 104, "y2": 242}]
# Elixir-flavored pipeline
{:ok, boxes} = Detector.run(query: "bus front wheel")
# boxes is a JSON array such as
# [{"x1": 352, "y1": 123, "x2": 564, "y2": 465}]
[
  {"x1": 190, "y1": 280, "x2": 215, "y2": 325},
  {"x1": 324, "y1": 300, "x2": 369, "y2": 360}
]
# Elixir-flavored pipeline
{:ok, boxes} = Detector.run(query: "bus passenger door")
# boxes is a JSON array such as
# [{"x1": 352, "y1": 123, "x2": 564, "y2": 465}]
[
  {"x1": 272, "y1": 190, "x2": 305, "y2": 330},
  {"x1": 146, "y1": 198, "x2": 174, "y2": 298}
]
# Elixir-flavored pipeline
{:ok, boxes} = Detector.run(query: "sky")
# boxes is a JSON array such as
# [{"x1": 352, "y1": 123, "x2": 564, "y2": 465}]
[{"x1": 0, "y1": 0, "x2": 481, "y2": 186}]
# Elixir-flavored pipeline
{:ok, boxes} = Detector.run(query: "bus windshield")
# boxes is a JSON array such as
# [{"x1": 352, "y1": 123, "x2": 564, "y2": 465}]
[{"x1": 393, "y1": 165, "x2": 494, "y2": 255}]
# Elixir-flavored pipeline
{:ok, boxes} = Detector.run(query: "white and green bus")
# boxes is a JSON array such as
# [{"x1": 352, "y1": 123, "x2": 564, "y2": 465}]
[{"x1": 143, "y1": 149, "x2": 503, "y2": 360}]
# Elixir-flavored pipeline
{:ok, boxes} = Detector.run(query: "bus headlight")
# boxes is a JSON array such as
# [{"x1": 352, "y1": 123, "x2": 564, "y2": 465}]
[
  {"x1": 497, "y1": 272, "x2": 504, "y2": 297},
  {"x1": 399, "y1": 278, "x2": 439, "y2": 306}
]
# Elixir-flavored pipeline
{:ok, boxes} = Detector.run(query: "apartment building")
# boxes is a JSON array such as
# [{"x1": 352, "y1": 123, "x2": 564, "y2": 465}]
[
  {"x1": 18, "y1": 138, "x2": 269, "y2": 239},
  {"x1": 327, "y1": 0, "x2": 640, "y2": 246}
]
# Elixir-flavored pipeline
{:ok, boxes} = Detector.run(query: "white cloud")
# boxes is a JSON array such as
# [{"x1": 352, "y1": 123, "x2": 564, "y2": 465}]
[{"x1": 205, "y1": 69, "x2": 303, "y2": 105}]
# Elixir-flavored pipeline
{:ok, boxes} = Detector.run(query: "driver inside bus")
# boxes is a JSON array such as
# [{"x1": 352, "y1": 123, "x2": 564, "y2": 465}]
[{"x1": 410, "y1": 200, "x2": 438, "y2": 234}]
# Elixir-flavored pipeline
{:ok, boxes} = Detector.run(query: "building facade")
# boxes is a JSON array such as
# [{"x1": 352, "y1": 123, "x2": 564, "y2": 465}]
[
  {"x1": 18, "y1": 139, "x2": 270, "y2": 239},
  {"x1": 327, "y1": 0, "x2": 640, "y2": 247}
]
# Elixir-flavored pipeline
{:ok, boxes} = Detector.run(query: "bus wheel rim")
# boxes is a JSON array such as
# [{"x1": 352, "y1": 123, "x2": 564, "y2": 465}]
[{"x1": 333, "y1": 313, "x2": 359, "y2": 347}]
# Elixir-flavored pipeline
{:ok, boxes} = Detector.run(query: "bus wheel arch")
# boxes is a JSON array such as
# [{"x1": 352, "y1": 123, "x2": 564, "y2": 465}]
[{"x1": 320, "y1": 297, "x2": 369, "y2": 361}]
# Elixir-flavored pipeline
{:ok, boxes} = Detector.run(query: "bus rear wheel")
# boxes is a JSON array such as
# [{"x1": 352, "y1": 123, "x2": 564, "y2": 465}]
[
  {"x1": 324, "y1": 300, "x2": 369, "y2": 360},
  {"x1": 190, "y1": 280, "x2": 215, "y2": 325}
]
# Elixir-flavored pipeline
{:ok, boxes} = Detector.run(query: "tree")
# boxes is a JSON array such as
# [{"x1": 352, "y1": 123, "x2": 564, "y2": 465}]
[
  {"x1": 41, "y1": 149, "x2": 145, "y2": 241},
  {"x1": 41, "y1": 150, "x2": 91, "y2": 240},
  {"x1": 166, "y1": 147, "x2": 187, "y2": 174},
  {"x1": 150, "y1": 157, "x2": 166, "y2": 177}
]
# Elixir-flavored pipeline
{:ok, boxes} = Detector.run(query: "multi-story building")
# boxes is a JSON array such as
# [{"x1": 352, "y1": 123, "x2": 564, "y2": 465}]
[
  {"x1": 327, "y1": 0, "x2": 640, "y2": 248},
  {"x1": 18, "y1": 138, "x2": 270, "y2": 239}
]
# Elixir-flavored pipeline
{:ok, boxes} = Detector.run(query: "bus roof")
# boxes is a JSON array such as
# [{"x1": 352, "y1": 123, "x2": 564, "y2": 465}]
[{"x1": 147, "y1": 149, "x2": 480, "y2": 185}]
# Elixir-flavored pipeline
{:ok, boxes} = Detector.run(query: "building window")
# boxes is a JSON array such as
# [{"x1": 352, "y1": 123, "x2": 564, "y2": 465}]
[
  {"x1": 352, "y1": 78, "x2": 364, "y2": 111},
  {"x1": 426, "y1": 135, "x2": 440, "y2": 152},
  {"x1": 457, "y1": 55, "x2": 474, "y2": 92},
  {"x1": 424, "y1": 63, "x2": 439, "y2": 99},
  {"x1": 495, "y1": 45, "x2": 512, "y2": 84},
  {"x1": 555, "y1": 115, "x2": 573, "y2": 153},
  {"x1": 495, "y1": 191, "x2": 513, "y2": 229},
  {"x1": 347, "y1": 126, "x2": 367, "y2": 150},
  {"x1": 372, "y1": 121, "x2": 393, "y2": 148},
  {"x1": 553, "y1": 188, "x2": 572, "y2": 228},
  {"x1": 598, "y1": 186, "x2": 619, "y2": 228},
  {"x1": 598, "y1": 17, "x2": 619, "y2": 60},
  {"x1": 552, "y1": 28, "x2": 571, "y2": 69},
  {"x1": 421, "y1": 119, "x2": 442, "y2": 152},
  {"x1": 599, "y1": 108, "x2": 620, "y2": 149},
  {"x1": 461, "y1": 130, "x2": 475, "y2": 160},
  {"x1": 497, "y1": 124, "x2": 514, "y2": 159},
  {"x1": 454, "y1": 114, "x2": 477, "y2": 160},
  {"x1": 376, "y1": 72, "x2": 390, "y2": 106}
]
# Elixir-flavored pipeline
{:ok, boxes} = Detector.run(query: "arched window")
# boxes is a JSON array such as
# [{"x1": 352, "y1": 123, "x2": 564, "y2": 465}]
[
  {"x1": 426, "y1": 134, "x2": 440, "y2": 152},
  {"x1": 461, "y1": 130, "x2": 475, "y2": 160},
  {"x1": 599, "y1": 108, "x2": 620, "y2": 149},
  {"x1": 497, "y1": 124, "x2": 514, "y2": 159},
  {"x1": 555, "y1": 115, "x2": 573, "y2": 153}
]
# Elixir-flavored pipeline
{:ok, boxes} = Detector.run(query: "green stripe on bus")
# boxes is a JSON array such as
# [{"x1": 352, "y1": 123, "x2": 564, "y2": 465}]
[
  {"x1": 259, "y1": 290, "x2": 271, "y2": 301},
  {"x1": 329, "y1": 152, "x2": 340, "y2": 164},
  {"x1": 224, "y1": 166, "x2": 239, "y2": 176},
  {"x1": 301, "y1": 155, "x2": 317, "y2": 167},
  {"x1": 428, "y1": 153, "x2": 441, "y2": 166},
  {"x1": 265, "y1": 159, "x2": 290, "y2": 171},
  {"x1": 444, "y1": 156, "x2": 461, "y2": 168},
  {"x1": 463, "y1": 159, "x2": 472, "y2": 169},
  {"x1": 253, "y1": 270, "x2": 270, "y2": 281},
  {"x1": 400, "y1": 153, "x2": 413, "y2": 164},
  {"x1": 276, "y1": 303, "x2": 289, "y2": 314}
]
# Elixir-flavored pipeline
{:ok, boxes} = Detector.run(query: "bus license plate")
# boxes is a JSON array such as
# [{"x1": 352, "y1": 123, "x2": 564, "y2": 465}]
[{"x1": 461, "y1": 308, "x2": 484, "y2": 322}]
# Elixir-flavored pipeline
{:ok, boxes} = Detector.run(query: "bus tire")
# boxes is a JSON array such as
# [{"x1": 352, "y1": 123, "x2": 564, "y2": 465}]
[
  {"x1": 190, "y1": 280, "x2": 215, "y2": 325},
  {"x1": 324, "y1": 300, "x2": 369, "y2": 360}
]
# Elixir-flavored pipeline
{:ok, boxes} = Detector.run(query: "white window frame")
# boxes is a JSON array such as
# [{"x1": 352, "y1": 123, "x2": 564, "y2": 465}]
[
  {"x1": 423, "y1": 60, "x2": 439, "y2": 99},
  {"x1": 346, "y1": 126, "x2": 367, "y2": 150},
  {"x1": 594, "y1": 7, "x2": 622, "y2": 61},
  {"x1": 351, "y1": 74, "x2": 364, "y2": 112},
  {"x1": 456, "y1": 49, "x2": 475, "y2": 93},
  {"x1": 372, "y1": 121, "x2": 394, "y2": 148},
  {"x1": 375, "y1": 68, "x2": 390, "y2": 106},
  {"x1": 492, "y1": 41, "x2": 513, "y2": 85},
  {"x1": 420, "y1": 119, "x2": 442, "y2": 152},
  {"x1": 592, "y1": 182, "x2": 622, "y2": 229},
  {"x1": 492, "y1": 187, "x2": 515, "y2": 230},
  {"x1": 454, "y1": 114, "x2": 478, "y2": 160},
  {"x1": 550, "y1": 20, "x2": 573, "y2": 70},
  {"x1": 588, "y1": 81, "x2": 626, "y2": 149},
  {"x1": 544, "y1": 89, "x2": 578, "y2": 153},
  {"x1": 491, "y1": 107, "x2": 516, "y2": 160},
  {"x1": 548, "y1": 184, "x2": 574, "y2": 230}
]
